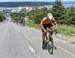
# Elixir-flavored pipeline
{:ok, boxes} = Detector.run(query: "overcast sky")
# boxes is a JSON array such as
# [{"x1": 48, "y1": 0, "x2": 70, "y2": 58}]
[{"x1": 0, "y1": 0, "x2": 75, "y2": 2}]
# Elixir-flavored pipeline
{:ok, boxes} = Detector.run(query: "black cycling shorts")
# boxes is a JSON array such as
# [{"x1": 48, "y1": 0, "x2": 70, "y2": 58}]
[{"x1": 42, "y1": 23, "x2": 53, "y2": 32}]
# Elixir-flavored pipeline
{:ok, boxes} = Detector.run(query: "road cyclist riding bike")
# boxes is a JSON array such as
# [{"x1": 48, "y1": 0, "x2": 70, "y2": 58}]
[{"x1": 40, "y1": 13, "x2": 58, "y2": 49}]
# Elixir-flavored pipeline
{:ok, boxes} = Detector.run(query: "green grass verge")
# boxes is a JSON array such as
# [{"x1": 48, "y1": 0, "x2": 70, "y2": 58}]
[
  {"x1": 26, "y1": 21, "x2": 75, "y2": 35},
  {"x1": 26, "y1": 21, "x2": 40, "y2": 29},
  {"x1": 58, "y1": 25, "x2": 75, "y2": 35}
]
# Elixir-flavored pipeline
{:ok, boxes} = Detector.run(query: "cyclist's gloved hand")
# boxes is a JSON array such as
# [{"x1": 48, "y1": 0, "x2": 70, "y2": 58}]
[{"x1": 44, "y1": 29, "x2": 47, "y2": 33}]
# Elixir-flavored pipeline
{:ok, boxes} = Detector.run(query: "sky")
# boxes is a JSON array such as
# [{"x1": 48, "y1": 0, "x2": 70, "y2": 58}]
[{"x1": 0, "y1": 0, "x2": 75, "y2": 2}]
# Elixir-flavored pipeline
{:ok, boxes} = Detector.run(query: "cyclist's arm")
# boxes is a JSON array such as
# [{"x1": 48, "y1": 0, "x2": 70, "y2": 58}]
[
  {"x1": 40, "y1": 17, "x2": 46, "y2": 31},
  {"x1": 52, "y1": 18, "x2": 58, "y2": 30},
  {"x1": 40, "y1": 25, "x2": 45, "y2": 31},
  {"x1": 54, "y1": 21, "x2": 58, "y2": 30}
]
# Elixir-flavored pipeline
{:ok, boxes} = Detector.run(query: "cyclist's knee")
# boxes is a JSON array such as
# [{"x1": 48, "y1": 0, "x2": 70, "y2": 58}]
[
  {"x1": 42, "y1": 32, "x2": 47, "y2": 36},
  {"x1": 50, "y1": 26, "x2": 54, "y2": 31},
  {"x1": 49, "y1": 28, "x2": 54, "y2": 35}
]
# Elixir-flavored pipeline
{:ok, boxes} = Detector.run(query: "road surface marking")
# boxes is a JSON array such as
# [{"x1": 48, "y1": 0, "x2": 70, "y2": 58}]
[
  {"x1": 19, "y1": 27, "x2": 41, "y2": 58},
  {"x1": 57, "y1": 45, "x2": 75, "y2": 58},
  {"x1": 32, "y1": 37, "x2": 38, "y2": 39},
  {"x1": 29, "y1": 46, "x2": 41, "y2": 58},
  {"x1": 17, "y1": 26, "x2": 75, "y2": 58},
  {"x1": 55, "y1": 39, "x2": 71, "y2": 43},
  {"x1": 61, "y1": 41, "x2": 70, "y2": 43},
  {"x1": 56, "y1": 35, "x2": 75, "y2": 43},
  {"x1": 29, "y1": 46, "x2": 36, "y2": 53},
  {"x1": 32, "y1": 36, "x2": 72, "y2": 44},
  {"x1": 34, "y1": 53, "x2": 41, "y2": 58},
  {"x1": 55, "y1": 39, "x2": 62, "y2": 41}
]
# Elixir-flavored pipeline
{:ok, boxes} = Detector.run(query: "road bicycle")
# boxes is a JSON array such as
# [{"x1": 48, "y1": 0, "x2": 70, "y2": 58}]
[{"x1": 42, "y1": 30, "x2": 57, "y2": 55}]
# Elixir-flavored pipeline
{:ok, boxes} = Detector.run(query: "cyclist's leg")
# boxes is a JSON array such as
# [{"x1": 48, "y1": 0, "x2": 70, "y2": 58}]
[
  {"x1": 41, "y1": 25, "x2": 48, "y2": 49},
  {"x1": 42, "y1": 32, "x2": 47, "y2": 44},
  {"x1": 49, "y1": 27, "x2": 53, "y2": 38},
  {"x1": 43, "y1": 28, "x2": 49, "y2": 44},
  {"x1": 42, "y1": 30, "x2": 48, "y2": 49},
  {"x1": 48, "y1": 24, "x2": 54, "y2": 43},
  {"x1": 41, "y1": 25, "x2": 47, "y2": 43}
]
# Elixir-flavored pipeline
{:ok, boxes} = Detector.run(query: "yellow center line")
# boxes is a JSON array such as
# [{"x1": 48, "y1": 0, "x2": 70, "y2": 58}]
[
  {"x1": 56, "y1": 35, "x2": 75, "y2": 43},
  {"x1": 32, "y1": 36, "x2": 39, "y2": 39},
  {"x1": 32, "y1": 36, "x2": 73, "y2": 44},
  {"x1": 67, "y1": 39, "x2": 75, "y2": 42},
  {"x1": 32, "y1": 36, "x2": 75, "y2": 58},
  {"x1": 57, "y1": 45, "x2": 75, "y2": 58},
  {"x1": 32, "y1": 36, "x2": 42, "y2": 39},
  {"x1": 61, "y1": 41, "x2": 71, "y2": 43}
]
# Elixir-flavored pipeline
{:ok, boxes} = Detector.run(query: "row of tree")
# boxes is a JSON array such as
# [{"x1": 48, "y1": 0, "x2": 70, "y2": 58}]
[
  {"x1": 28, "y1": 0, "x2": 75, "y2": 25},
  {"x1": 0, "y1": 11, "x2": 5, "y2": 22},
  {"x1": 10, "y1": 12, "x2": 25, "y2": 26}
]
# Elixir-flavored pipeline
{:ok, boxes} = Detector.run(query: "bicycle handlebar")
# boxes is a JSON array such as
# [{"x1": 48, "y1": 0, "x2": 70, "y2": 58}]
[{"x1": 47, "y1": 30, "x2": 58, "y2": 35}]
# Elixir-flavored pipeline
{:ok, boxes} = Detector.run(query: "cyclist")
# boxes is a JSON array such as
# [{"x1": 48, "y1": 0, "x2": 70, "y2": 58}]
[{"x1": 40, "y1": 13, "x2": 58, "y2": 49}]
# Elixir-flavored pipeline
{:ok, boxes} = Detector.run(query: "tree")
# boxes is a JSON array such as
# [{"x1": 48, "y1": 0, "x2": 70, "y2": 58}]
[
  {"x1": 52, "y1": 0, "x2": 65, "y2": 24},
  {"x1": 28, "y1": 7, "x2": 48, "y2": 23},
  {"x1": 0, "y1": 11, "x2": 5, "y2": 22},
  {"x1": 65, "y1": 6, "x2": 75, "y2": 25}
]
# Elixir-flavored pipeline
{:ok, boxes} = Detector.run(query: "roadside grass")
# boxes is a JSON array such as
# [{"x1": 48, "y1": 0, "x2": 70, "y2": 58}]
[
  {"x1": 58, "y1": 25, "x2": 75, "y2": 35},
  {"x1": 26, "y1": 20, "x2": 40, "y2": 29},
  {"x1": 26, "y1": 21, "x2": 75, "y2": 35}
]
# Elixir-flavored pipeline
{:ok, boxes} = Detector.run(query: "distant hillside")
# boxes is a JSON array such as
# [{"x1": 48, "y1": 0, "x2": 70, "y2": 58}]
[
  {"x1": 0, "y1": 2, "x2": 53, "y2": 7},
  {"x1": 0, "y1": 2, "x2": 75, "y2": 7}
]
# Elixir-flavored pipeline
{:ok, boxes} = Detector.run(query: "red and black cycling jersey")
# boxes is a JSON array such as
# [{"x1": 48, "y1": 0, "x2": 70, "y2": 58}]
[{"x1": 40, "y1": 17, "x2": 57, "y2": 25}]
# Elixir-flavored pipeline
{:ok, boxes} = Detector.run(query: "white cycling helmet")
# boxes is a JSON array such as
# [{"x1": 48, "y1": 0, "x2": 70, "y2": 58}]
[{"x1": 47, "y1": 13, "x2": 53, "y2": 20}]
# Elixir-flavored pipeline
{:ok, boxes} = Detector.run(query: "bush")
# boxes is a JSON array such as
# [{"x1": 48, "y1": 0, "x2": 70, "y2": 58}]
[
  {"x1": 10, "y1": 12, "x2": 25, "y2": 17},
  {"x1": 27, "y1": 0, "x2": 75, "y2": 25},
  {"x1": 0, "y1": 11, "x2": 5, "y2": 22},
  {"x1": 28, "y1": 7, "x2": 49, "y2": 23}
]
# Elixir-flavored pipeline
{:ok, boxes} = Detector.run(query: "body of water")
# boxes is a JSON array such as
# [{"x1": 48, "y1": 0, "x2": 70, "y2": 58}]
[{"x1": 0, "y1": 3, "x2": 75, "y2": 10}]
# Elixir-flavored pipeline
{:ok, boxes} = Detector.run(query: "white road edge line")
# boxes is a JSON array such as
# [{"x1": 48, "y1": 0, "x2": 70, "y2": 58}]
[
  {"x1": 17, "y1": 26, "x2": 41, "y2": 58},
  {"x1": 34, "y1": 53, "x2": 41, "y2": 58},
  {"x1": 29, "y1": 46, "x2": 41, "y2": 58},
  {"x1": 29, "y1": 46, "x2": 36, "y2": 53}
]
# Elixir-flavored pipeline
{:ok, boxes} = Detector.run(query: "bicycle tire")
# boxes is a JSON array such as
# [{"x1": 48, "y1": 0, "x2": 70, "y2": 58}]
[
  {"x1": 48, "y1": 42, "x2": 53, "y2": 55},
  {"x1": 48, "y1": 30, "x2": 54, "y2": 55}
]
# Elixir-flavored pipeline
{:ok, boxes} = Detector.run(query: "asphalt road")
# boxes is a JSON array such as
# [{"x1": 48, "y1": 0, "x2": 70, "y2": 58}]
[{"x1": 0, "y1": 21, "x2": 75, "y2": 58}]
